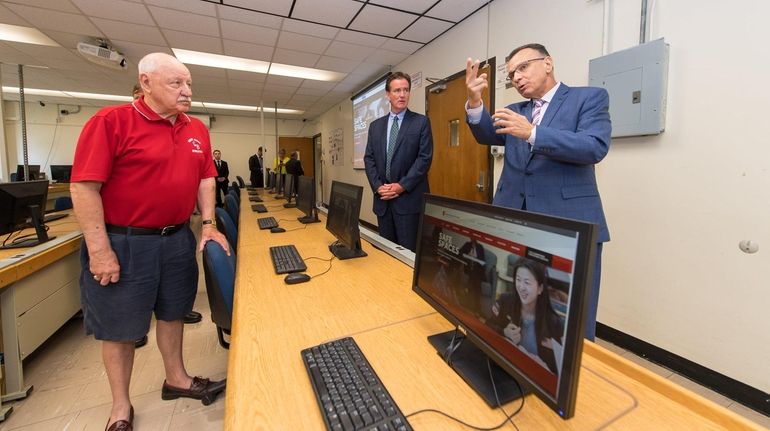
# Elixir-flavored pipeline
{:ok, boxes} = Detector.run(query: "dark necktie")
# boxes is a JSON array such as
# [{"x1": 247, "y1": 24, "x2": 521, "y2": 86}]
[{"x1": 386, "y1": 116, "x2": 399, "y2": 180}]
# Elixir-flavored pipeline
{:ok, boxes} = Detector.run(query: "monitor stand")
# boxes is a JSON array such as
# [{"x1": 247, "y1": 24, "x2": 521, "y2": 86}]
[
  {"x1": 428, "y1": 330, "x2": 528, "y2": 408},
  {"x1": 328, "y1": 242, "x2": 367, "y2": 260},
  {"x1": 1, "y1": 204, "x2": 56, "y2": 249},
  {"x1": 297, "y1": 210, "x2": 320, "y2": 224}
]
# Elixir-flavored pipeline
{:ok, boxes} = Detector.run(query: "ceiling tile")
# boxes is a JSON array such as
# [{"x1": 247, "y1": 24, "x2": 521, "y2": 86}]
[
  {"x1": 163, "y1": 29, "x2": 223, "y2": 54},
  {"x1": 222, "y1": 0, "x2": 293, "y2": 16},
  {"x1": 281, "y1": 19, "x2": 339, "y2": 39},
  {"x1": 221, "y1": 20, "x2": 279, "y2": 45},
  {"x1": 0, "y1": 4, "x2": 29, "y2": 25},
  {"x1": 272, "y1": 48, "x2": 320, "y2": 68},
  {"x1": 187, "y1": 64, "x2": 228, "y2": 79},
  {"x1": 365, "y1": 48, "x2": 408, "y2": 66},
  {"x1": 143, "y1": 0, "x2": 217, "y2": 16},
  {"x1": 426, "y1": 0, "x2": 489, "y2": 22},
  {"x1": 398, "y1": 16, "x2": 453, "y2": 43},
  {"x1": 226, "y1": 69, "x2": 267, "y2": 82},
  {"x1": 4, "y1": 3, "x2": 101, "y2": 35},
  {"x1": 291, "y1": 0, "x2": 361, "y2": 27},
  {"x1": 70, "y1": 0, "x2": 154, "y2": 25},
  {"x1": 216, "y1": 4, "x2": 283, "y2": 29},
  {"x1": 3, "y1": 0, "x2": 80, "y2": 13},
  {"x1": 324, "y1": 41, "x2": 373, "y2": 62},
  {"x1": 299, "y1": 80, "x2": 336, "y2": 91},
  {"x1": 334, "y1": 30, "x2": 387, "y2": 48},
  {"x1": 368, "y1": 0, "x2": 436, "y2": 14},
  {"x1": 265, "y1": 75, "x2": 304, "y2": 87},
  {"x1": 108, "y1": 39, "x2": 171, "y2": 64},
  {"x1": 315, "y1": 56, "x2": 359, "y2": 73},
  {"x1": 348, "y1": 4, "x2": 413, "y2": 37},
  {"x1": 277, "y1": 30, "x2": 331, "y2": 55},
  {"x1": 41, "y1": 31, "x2": 93, "y2": 50},
  {"x1": 91, "y1": 17, "x2": 165, "y2": 46},
  {"x1": 294, "y1": 86, "x2": 329, "y2": 97},
  {"x1": 352, "y1": 62, "x2": 389, "y2": 77},
  {"x1": 227, "y1": 78, "x2": 264, "y2": 90},
  {"x1": 0, "y1": 47, "x2": 40, "y2": 68},
  {"x1": 380, "y1": 38, "x2": 422, "y2": 54},
  {"x1": 149, "y1": 6, "x2": 220, "y2": 37},
  {"x1": 223, "y1": 39, "x2": 274, "y2": 62}
]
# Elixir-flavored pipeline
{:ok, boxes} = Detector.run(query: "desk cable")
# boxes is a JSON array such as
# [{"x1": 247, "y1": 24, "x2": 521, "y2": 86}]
[
  {"x1": 2, "y1": 224, "x2": 53, "y2": 247},
  {"x1": 303, "y1": 254, "x2": 336, "y2": 279},
  {"x1": 276, "y1": 220, "x2": 308, "y2": 232}
]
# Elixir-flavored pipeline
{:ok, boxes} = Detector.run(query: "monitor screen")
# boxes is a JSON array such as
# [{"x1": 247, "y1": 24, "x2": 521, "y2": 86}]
[
  {"x1": 267, "y1": 171, "x2": 276, "y2": 190},
  {"x1": 351, "y1": 75, "x2": 389, "y2": 169},
  {"x1": 326, "y1": 181, "x2": 367, "y2": 259},
  {"x1": 412, "y1": 194, "x2": 597, "y2": 419},
  {"x1": 0, "y1": 179, "x2": 54, "y2": 249},
  {"x1": 295, "y1": 176, "x2": 319, "y2": 224},
  {"x1": 50, "y1": 165, "x2": 73, "y2": 183},
  {"x1": 15, "y1": 165, "x2": 41, "y2": 181},
  {"x1": 283, "y1": 174, "x2": 297, "y2": 207}
]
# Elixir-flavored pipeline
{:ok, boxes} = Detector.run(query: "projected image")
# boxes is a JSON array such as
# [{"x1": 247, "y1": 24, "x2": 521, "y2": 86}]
[{"x1": 352, "y1": 79, "x2": 389, "y2": 169}]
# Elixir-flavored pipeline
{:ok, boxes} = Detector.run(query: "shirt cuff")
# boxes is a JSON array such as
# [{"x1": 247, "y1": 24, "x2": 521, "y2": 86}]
[
  {"x1": 527, "y1": 126, "x2": 537, "y2": 146},
  {"x1": 465, "y1": 101, "x2": 484, "y2": 124}
]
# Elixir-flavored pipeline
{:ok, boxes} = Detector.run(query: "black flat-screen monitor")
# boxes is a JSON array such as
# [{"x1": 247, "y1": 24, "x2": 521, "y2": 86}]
[
  {"x1": 267, "y1": 171, "x2": 276, "y2": 192},
  {"x1": 295, "y1": 176, "x2": 319, "y2": 224},
  {"x1": 283, "y1": 174, "x2": 297, "y2": 208},
  {"x1": 50, "y1": 165, "x2": 73, "y2": 183},
  {"x1": 0, "y1": 179, "x2": 55, "y2": 249},
  {"x1": 412, "y1": 194, "x2": 597, "y2": 419},
  {"x1": 326, "y1": 181, "x2": 367, "y2": 260},
  {"x1": 15, "y1": 165, "x2": 41, "y2": 181}
]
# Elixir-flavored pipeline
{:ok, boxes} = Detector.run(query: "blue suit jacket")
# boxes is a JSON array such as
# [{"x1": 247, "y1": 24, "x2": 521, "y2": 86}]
[
  {"x1": 364, "y1": 109, "x2": 433, "y2": 216},
  {"x1": 467, "y1": 84, "x2": 611, "y2": 242}
]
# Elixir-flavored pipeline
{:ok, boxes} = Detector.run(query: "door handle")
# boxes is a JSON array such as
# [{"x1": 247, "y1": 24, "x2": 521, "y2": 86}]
[{"x1": 475, "y1": 171, "x2": 485, "y2": 192}]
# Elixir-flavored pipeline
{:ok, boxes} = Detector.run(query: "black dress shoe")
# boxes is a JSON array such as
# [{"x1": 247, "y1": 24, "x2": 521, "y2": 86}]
[
  {"x1": 184, "y1": 311, "x2": 203, "y2": 324},
  {"x1": 134, "y1": 335, "x2": 148, "y2": 349},
  {"x1": 161, "y1": 376, "x2": 226, "y2": 405}
]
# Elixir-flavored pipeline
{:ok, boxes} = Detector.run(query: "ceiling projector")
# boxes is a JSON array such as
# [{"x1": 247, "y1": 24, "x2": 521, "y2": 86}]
[{"x1": 77, "y1": 40, "x2": 127, "y2": 71}]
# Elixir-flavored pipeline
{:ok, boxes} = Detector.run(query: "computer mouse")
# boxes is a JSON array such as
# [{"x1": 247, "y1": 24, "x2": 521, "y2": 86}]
[
  {"x1": 284, "y1": 273, "x2": 311, "y2": 284},
  {"x1": 270, "y1": 227, "x2": 286, "y2": 233}
]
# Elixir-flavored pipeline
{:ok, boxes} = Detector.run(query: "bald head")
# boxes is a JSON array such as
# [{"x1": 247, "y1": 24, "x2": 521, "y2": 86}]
[{"x1": 137, "y1": 52, "x2": 192, "y2": 119}]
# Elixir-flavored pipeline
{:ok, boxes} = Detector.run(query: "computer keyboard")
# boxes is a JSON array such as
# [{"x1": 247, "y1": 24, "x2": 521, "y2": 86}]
[
  {"x1": 249, "y1": 196, "x2": 263, "y2": 202},
  {"x1": 257, "y1": 216, "x2": 278, "y2": 230},
  {"x1": 302, "y1": 337, "x2": 412, "y2": 431},
  {"x1": 251, "y1": 204, "x2": 267, "y2": 213},
  {"x1": 269, "y1": 244, "x2": 307, "y2": 274}
]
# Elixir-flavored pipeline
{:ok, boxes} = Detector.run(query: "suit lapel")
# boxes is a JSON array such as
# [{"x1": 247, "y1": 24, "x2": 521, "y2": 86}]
[{"x1": 540, "y1": 84, "x2": 569, "y2": 127}]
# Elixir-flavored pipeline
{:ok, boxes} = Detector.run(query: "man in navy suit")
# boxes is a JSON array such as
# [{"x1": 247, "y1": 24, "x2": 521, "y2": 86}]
[
  {"x1": 465, "y1": 43, "x2": 611, "y2": 340},
  {"x1": 364, "y1": 72, "x2": 433, "y2": 251}
]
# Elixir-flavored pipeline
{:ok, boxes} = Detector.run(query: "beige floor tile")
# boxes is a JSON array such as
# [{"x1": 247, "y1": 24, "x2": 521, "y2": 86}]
[
  {"x1": 0, "y1": 412, "x2": 79, "y2": 431},
  {"x1": 168, "y1": 396, "x2": 225, "y2": 431},
  {"x1": 727, "y1": 402, "x2": 770, "y2": 429},
  {"x1": 621, "y1": 351, "x2": 675, "y2": 378},
  {"x1": 667, "y1": 374, "x2": 733, "y2": 408},
  {"x1": 0, "y1": 385, "x2": 84, "y2": 429}
]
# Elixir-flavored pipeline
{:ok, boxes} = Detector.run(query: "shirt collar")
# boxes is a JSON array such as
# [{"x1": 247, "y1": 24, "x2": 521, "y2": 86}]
[
  {"x1": 131, "y1": 96, "x2": 191, "y2": 125},
  {"x1": 391, "y1": 109, "x2": 406, "y2": 122},
  {"x1": 536, "y1": 82, "x2": 561, "y2": 104}
]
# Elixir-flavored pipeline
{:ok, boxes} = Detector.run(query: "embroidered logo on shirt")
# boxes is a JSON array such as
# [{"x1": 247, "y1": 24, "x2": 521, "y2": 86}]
[{"x1": 188, "y1": 138, "x2": 203, "y2": 154}]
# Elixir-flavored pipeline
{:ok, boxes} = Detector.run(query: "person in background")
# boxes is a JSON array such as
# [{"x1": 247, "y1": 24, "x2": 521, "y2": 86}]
[
  {"x1": 72, "y1": 53, "x2": 229, "y2": 430},
  {"x1": 248, "y1": 146, "x2": 265, "y2": 188},
  {"x1": 213, "y1": 149, "x2": 229, "y2": 206},
  {"x1": 272, "y1": 148, "x2": 289, "y2": 193},
  {"x1": 284, "y1": 151, "x2": 304, "y2": 197},
  {"x1": 465, "y1": 43, "x2": 611, "y2": 340},
  {"x1": 364, "y1": 72, "x2": 433, "y2": 252}
]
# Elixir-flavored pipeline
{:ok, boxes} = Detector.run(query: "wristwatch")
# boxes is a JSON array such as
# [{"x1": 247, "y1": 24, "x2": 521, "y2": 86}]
[{"x1": 202, "y1": 219, "x2": 216, "y2": 227}]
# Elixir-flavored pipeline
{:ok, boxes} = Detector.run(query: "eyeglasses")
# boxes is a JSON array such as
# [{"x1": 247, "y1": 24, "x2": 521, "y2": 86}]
[{"x1": 507, "y1": 57, "x2": 548, "y2": 81}]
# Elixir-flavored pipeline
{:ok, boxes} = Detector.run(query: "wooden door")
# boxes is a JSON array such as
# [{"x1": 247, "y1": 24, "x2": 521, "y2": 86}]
[
  {"x1": 279, "y1": 136, "x2": 314, "y2": 178},
  {"x1": 426, "y1": 63, "x2": 493, "y2": 203}
]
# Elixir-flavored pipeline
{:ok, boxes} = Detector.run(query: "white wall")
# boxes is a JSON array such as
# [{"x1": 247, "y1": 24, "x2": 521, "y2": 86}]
[{"x1": 314, "y1": 0, "x2": 770, "y2": 393}]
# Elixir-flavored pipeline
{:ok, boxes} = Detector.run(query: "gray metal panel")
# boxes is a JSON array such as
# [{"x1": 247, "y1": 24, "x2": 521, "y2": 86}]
[{"x1": 589, "y1": 38, "x2": 669, "y2": 138}]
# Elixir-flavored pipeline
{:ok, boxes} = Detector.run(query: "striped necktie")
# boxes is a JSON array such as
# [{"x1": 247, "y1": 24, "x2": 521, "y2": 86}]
[
  {"x1": 531, "y1": 99, "x2": 545, "y2": 125},
  {"x1": 386, "y1": 116, "x2": 399, "y2": 180}
]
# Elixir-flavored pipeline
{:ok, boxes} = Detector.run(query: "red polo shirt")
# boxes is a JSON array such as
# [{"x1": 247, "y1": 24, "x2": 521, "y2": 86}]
[{"x1": 72, "y1": 97, "x2": 217, "y2": 228}]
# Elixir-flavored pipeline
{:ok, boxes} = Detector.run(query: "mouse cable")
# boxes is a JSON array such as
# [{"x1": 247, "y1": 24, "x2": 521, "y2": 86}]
[{"x1": 303, "y1": 255, "x2": 336, "y2": 279}]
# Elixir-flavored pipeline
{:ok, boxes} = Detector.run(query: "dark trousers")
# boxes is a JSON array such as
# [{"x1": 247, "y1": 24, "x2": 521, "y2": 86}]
[
  {"x1": 584, "y1": 243, "x2": 603, "y2": 341},
  {"x1": 250, "y1": 170, "x2": 264, "y2": 188},
  {"x1": 376, "y1": 205, "x2": 420, "y2": 252},
  {"x1": 215, "y1": 180, "x2": 228, "y2": 205}
]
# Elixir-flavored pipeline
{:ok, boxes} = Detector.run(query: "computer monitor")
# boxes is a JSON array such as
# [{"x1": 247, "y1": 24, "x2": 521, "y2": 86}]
[
  {"x1": 267, "y1": 171, "x2": 276, "y2": 192},
  {"x1": 283, "y1": 174, "x2": 297, "y2": 208},
  {"x1": 412, "y1": 194, "x2": 597, "y2": 419},
  {"x1": 326, "y1": 181, "x2": 367, "y2": 260},
  {"x1": 15, "y1": 165, "x2": 41, "y2": 181},
  {"x1": 295, "y1": 175, "x2": 319, "y2": 224},
  {"x1": 0, "y1": 179, "x2": 55, "y2": 249},
  {"x1": 50, "y1": 165, "x2": 73, "y2": 183}
]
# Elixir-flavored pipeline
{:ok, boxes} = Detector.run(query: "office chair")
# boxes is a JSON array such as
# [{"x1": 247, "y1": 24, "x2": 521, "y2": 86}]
[
  {"x1": 224, "y1": 193, "x2": 239, "y2": 227},
  {"x1": 230, "y1": 181, "x2": 240, "y2": 197},
  {"x1": 202, "y1": 240, "x2": 235, "y2": 349},
  {"x1": 236, "y1": 175, "x2": 246, "y2": 188},
  {"x1": 54, "y1": 196, "x2": 73, "y2": 211},
  {"x1": 215, "y1": 207, "x2": 238, "y2": 253},
  {"x1": 10, "y1": 173, "x2": 17, "y2": 182},
  {"x1": 228, "y1": 188, "x2": 240, "y2": 205}
]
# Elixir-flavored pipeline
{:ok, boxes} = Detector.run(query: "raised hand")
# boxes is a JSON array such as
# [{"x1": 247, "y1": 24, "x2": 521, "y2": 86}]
[{"x1": 465, "y1": 58, "x2": 488, "y2": 109}]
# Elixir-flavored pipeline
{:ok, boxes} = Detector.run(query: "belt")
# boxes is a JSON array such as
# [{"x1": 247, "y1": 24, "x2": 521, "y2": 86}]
[{"x1": 106, "y1": 222, "x2": 187, "y2": 236}]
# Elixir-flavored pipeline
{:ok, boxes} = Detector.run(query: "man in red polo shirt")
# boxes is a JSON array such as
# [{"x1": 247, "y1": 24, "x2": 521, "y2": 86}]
[{"x1": 71, "y1": 52, "x2": 230, "y2": 431}]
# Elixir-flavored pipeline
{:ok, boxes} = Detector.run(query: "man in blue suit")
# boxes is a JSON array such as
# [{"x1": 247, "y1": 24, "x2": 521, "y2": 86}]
[
  {"x1": 364, "y1": 72, "x2": 433, "y2": 251},
  {"x1": 465, "y1": 43, "x2": 611, "y2": 340}
]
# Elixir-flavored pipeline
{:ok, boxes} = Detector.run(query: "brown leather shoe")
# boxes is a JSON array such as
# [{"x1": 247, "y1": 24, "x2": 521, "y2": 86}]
[
  {"x1": 105, "y1": 406, "x2": 133, "y2": 431},
  {"x1": 161, "y1": 376, "x2": 226, "y2": 405}
]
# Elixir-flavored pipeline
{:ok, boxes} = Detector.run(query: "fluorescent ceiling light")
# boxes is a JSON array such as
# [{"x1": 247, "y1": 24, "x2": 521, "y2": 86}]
[
  {"x1": 2, "y1": 87, "x2": 303, "y2": 115},
  {"x1": 173, "y1": 48, "x2": 345, "y2": 82},
  {"x1": 0, "y1": 23, "x2": 59, "y2": 46}
]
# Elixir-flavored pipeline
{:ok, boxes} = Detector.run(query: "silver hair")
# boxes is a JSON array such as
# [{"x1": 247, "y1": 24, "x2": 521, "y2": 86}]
[{"x1": 137, "y1": 52, "x2": 181, "y2": 74}]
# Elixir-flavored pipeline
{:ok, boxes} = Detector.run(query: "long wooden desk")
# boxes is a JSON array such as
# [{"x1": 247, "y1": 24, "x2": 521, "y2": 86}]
[
  {"x1": 0, "y1": 213, "x2": 83, "y2": 421},
  {"x1": 226, "y1": 194, "x2": 762, "y2": 430}
]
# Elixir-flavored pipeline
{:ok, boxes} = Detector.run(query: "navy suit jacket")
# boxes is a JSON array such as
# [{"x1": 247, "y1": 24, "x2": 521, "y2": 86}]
[
  {"x1": 467, "y1": 84, "x2": 611, "y2": 242},
  {"x1": 364, "y1": 109, "x2": 433, "y2": 216}
]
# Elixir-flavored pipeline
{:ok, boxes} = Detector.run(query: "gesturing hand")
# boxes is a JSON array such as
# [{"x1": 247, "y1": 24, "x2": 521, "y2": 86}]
[
  {"x1": 465, "y1": 58, "x2": 488, "y2": 109},
  {"x1": 492, "y1": 108, "x2": 534, "y2": 140}
]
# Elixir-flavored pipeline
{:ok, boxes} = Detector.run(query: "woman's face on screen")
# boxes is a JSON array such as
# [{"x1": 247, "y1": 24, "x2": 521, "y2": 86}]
[{"x1": 515, "y1": 267, "x2": 543, "y2": 308}]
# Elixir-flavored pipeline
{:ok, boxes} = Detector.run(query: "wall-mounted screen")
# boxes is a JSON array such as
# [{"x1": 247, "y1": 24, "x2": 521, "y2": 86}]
[{"x1": 351, "y1": 75, "x2": 390, "y2": 169}]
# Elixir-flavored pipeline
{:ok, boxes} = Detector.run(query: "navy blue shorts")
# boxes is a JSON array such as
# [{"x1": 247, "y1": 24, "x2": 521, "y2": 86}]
[{"x1": 79, "y1": 226, "x2": 198, "y2": 341}]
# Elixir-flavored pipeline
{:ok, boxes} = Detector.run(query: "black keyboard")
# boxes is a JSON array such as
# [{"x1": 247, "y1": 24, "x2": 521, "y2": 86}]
[
  {"x1": 248, "y1": 190, "x2": 259, "y2": 196},
  {"x1": 302, "y1": 337, "x2": 412, "y2": 431},
  {"x1": 269, "y1": 244, "x2": 307, "y2": 274},
  {"x1": 257, "y1": 217, "x2": 278, "y2": 230},
  {"x1": 249, "y1": 196, "x2": 263, "y2": 202},
  {"x1": 251, "y1": 204, "x2": 267, "y2": 213}
]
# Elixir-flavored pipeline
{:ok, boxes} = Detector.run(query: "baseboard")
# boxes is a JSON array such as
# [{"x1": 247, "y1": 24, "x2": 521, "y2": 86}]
[{"x1": 596, "y1": 323, "x2": 769, "y2": 417}]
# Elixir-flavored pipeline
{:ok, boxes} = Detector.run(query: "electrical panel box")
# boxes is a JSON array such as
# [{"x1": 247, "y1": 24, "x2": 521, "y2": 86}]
[{"x1": 589, "y1": 38, "x2": 669, "y2": 137}]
